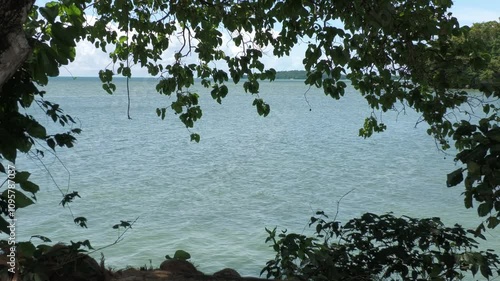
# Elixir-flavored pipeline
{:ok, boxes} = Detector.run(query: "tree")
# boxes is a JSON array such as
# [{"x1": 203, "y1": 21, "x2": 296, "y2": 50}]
[
  {"x1": 445, "y1": 20, "x2": 500, "y2": 89},
  {"x1": 0, "y1": 0, "x2": 499, "y2": 279},
  {"x1": 469, "y1": 21, "x2": 500, "y2": 85}
]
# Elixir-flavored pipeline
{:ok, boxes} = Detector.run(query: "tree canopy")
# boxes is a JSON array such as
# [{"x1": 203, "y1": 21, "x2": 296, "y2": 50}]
[
  {"x1": 445, "y1": 20, "x2": 500, "y2": 89},
  {"x1": 0, "y1": 0, "x2": 499, "y2": 280}
]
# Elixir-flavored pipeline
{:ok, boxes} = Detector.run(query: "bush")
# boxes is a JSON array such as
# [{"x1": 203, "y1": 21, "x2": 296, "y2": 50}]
[{"x1": 262, "y1": 212, "x2": 500, "y2": 281}]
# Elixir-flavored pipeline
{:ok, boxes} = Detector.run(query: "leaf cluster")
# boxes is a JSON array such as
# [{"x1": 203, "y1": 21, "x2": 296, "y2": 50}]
[{"x1": 262, "y1": 211, "x2": 500, "y2": 281}]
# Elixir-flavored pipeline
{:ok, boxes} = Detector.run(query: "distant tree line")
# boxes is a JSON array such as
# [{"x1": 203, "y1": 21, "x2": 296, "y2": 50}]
[{"x1": 275, "y1": 70, "x2": 347, "y2": 80}]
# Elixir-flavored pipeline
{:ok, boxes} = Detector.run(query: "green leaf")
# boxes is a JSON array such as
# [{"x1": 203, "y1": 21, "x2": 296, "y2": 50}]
[
  {"x1": 480, "y1": 264, "x2": 492, "y2": 278},
  {"x1": 478, "y1": 201, "x2": 493, "y2": 217},
  {"x1": 39, "y1": 5, "x2": 59, "y2": 23},
  {"x1": 119, "y1": 36, "x2": 128, "y2": 43},
  {"x1": 446, "y1": 168, "x2": 463, "y2": 187},
  {"x1": 31, "y1": 235, "x2": 52, "y2": 243},
  {"x1": 51, "y1": 22, "x2": 76, "y2": 47},
  {"x1": 74, "y1": 217, "x2": 88, "y2": 228},
  {"x1": 63, "y1": 3, "x2": 82, "y2": 16},
  {"x1": 14, "y1": 171, "x2": 30, "y2": 183},
  {"x1": 171, "y1": 102, "x2": 182, "y2": 114},
  {"x1": 47, "y1": 138, "x2": 56, "y2": 150},
  {"x1": 486, "y1": 128, "x2": 500, "y2": 142},
  {"x1": 1, "y1": 143, "x2": 17, "y2": 163},
  {"x1": 1, "y1": 189, "x2": 35, "y2": 208},
  {"x1": 253, "y1": 98, "x2": 270, "y2": 117},
  {"x1": 173, "y1": 250, "x2": 191, "y2": 261},
  {"x1": 60, "y1": 191, "x2": 80, "y2": 207},
  {"x1": 26, "y1": 121, "x2": 47, "y2": 139},
  {"x1": 486, "y1": 217, "x2": 500, "y2": 229},
  {"x1": 190, "y1": 133, "x2": 200, "y2": 143},
  {"x1": 220, "y1": 85, "x2": 228, "y2": 99},
  {"x1": 20, "y1": 181, "x2": 40, "y2": 195}
]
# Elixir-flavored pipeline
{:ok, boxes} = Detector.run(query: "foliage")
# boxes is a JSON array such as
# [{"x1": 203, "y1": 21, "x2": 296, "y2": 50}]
[
  {"x1": 0, "y1": 237, "x2": 101, "y2": 281},
  {"x1": 467, "y1": 21, "x2": 500, "y2": 87},
  {"x1": 262, "y1": 211, "x2": 500, "y2": 281},
  {"x1": 165, "y1": 249, "x2": 192, "y2": 261}
]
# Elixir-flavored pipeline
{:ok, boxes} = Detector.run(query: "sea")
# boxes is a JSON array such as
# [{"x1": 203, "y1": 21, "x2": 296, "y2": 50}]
[{"x1": 10, "y1": 77, "x2": 500, "y2": 277}]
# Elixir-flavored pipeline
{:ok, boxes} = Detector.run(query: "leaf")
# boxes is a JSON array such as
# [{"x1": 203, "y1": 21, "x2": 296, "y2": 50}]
[
  {"x1": 1, "y1": 189, "x2": 35, "y2": 208},
  {"x1": 31, "y1": 235, "x2": 52, "y2": 243},
  {"x1": 480, "y1": 264, "x2": 492, "y2": 278},
  {"x1": 471, "y1": 263, "x2": 479, "y2": 276},
  {"x1": 26, "y1": 120, "x2": 47, "y2": 138},
  {"x1": 52, "y1": 22, "x2": 76, "y2": 47},
  {"x1": 173, "y1": 250, "x2": 191, "y2": 261},
  {"x1": 464, "y1": 190, "x2": 473, "y2": 209},
  {"x1": 486, "y1": 217, "x2": 500, "y2": 229},
  {"x1": 60, "y1": 191, "x2": 80, "y2": 207},
  {"x1": 467, "y1": 161, "x2": 480, "y2": 176},
  {"x1": 102, "y1": 84, "x2": 113, "y2": 94},
  {"x1": 18, "y1": 241, "x2": 37, "y2": 257},
  {"x1": 446, "y1": 168, "x2": 463, "y2": 187},
  {"x1": 63, "y1": 3, "x2": 83, "y2": 16},
  {"x1": 20, "y1": 181, "x2": 40, "y2": 196},
  {"x1": 14, "y1": 171, "x2": 31, "y2": 183},
  {"x1": 119, "y1": 36, "x2": 128, "y2": 43},
  {"x1": 39, "y1": 5, "x2": 59, "y2": 23},
  {"x1": 74, "y1": 217, "x2": 88, "y2": 228},
  {"x1": 477, "y1": 201, "x2": 493, "y2": 217},
  {"x1": 220, "y1": 85, "x2": 228, "y2": 99},
  {"x1": 47, "y1": 138, "x2": 56, "y2": 150},
  {"x1": 190, "y1": 133, "x2": 200, "y2": 143},
  {"x1": 486, "y1": 128, "x2": 500, "y2": 142},
  {"x1": 2, "y1": 143, "x2": 17, "y2": 163}
]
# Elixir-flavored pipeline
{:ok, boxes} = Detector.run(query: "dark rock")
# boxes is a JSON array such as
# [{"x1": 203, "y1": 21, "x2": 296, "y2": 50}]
[
  {"x1": 159, "y1": 259, "x2": 201, "y2": 275},
  {"x1": 213, "y1": 268, "x2": 241, "y2": 278},
  {"x1": 37, "y1": 244, "x2": 106, "y2": 281}
]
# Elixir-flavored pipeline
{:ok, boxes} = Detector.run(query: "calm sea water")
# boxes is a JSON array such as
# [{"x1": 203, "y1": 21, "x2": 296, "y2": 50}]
[{"x1": 11, "y1": 77, "x2": 499, "y2": 276}]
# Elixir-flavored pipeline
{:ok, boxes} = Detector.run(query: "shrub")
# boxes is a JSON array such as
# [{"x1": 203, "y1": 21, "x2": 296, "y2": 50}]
[{"x1": 262, "y1": 212, "x2": 500, "y2": 281}]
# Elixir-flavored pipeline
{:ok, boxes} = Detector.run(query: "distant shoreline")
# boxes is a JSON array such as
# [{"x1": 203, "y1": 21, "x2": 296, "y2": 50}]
[{"x1": 54, "y1": 70, "x2": 346, "y2": 81}]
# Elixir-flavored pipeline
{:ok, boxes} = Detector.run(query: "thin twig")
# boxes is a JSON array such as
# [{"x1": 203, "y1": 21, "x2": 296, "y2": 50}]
[
  {"x1": 333, "y1": 188, "x2": 355, "y2": 222},
  {"x1": 88, "y1": 216, "x2": 140, "y2": 255}
]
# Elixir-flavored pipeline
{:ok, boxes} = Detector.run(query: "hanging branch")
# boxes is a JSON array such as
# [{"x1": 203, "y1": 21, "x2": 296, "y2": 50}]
[{"x1": 126, "y1": 1, "x2": 132, "y2": 119}]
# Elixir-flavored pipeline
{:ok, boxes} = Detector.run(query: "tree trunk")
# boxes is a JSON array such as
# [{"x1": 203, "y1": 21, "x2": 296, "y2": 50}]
[{"x1": 0, "y1": 0, "x2": 35, "y2": 92}]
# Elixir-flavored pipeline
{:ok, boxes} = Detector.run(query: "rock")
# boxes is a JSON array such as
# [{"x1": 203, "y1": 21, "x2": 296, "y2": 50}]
[
  {"x1": 159, "y1": 259, "x2": 201, "y2": 275},
  {"x1": 213, "y1": 268, "x2": 241, "y2": 278},
  {"x1": 36, "y1": 244, "x2": 106, "y2": 281}
]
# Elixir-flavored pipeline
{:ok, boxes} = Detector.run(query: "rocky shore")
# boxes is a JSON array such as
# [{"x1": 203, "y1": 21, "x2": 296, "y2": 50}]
[
  {"x1": 1, "y1": 246, "x2": 275, "y2": 281},
  {"x1": 110, "y1": 259, "x2": 273, "y2": 281}
]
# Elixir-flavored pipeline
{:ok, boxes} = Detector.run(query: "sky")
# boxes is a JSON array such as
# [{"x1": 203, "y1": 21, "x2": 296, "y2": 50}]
[{"x1": 41, "y1": 0, "x2": 500, "y2": 77}]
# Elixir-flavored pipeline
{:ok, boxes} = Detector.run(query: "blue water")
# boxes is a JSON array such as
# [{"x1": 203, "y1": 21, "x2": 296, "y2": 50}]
[{"x1": 10, "y1": 77, "x2": 499, "y2": 276}]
